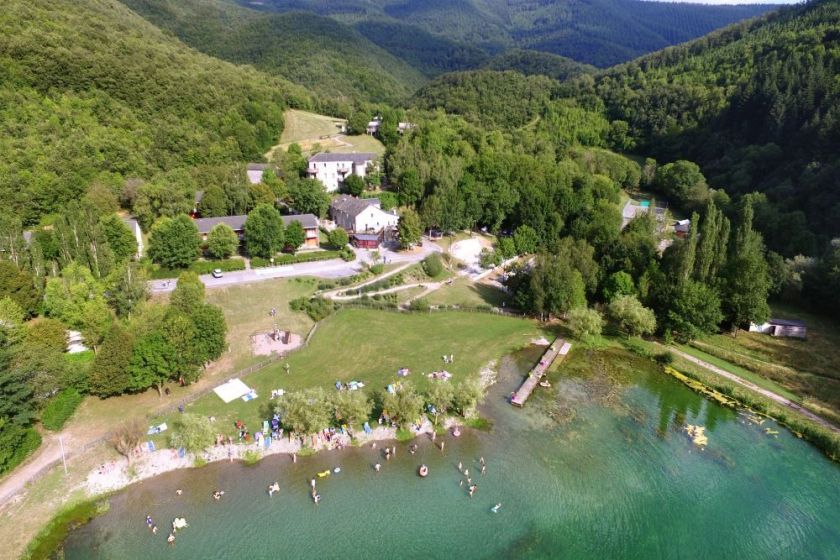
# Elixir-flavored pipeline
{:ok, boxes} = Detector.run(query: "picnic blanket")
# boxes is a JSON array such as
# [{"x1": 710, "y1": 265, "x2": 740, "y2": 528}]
[
  {"x1": 242, "y1": 390, "x2": 258, "y2": 402},
  {"x1": 214, "y1": 378, "x2": 252, "y2": 403},
  {"x1": 146, "y1": 441, "x2": 156, "y2": 452}
]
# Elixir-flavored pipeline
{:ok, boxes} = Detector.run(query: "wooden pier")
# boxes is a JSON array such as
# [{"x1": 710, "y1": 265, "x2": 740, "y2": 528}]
[{"x1": 510, "y1": 338, "x2": 571, "y2": 407}]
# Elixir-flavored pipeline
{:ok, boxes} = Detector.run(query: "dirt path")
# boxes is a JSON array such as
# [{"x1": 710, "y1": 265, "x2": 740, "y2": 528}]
[
  {"x1": 669, "y1": 347, "x2": 840, "y2": 433},
  {"x1": 320, "y1": 262, "x2": 414, "y2": 300},
  {"x1": 0, "y1": 435, "x2": 64, "y2": 505}
]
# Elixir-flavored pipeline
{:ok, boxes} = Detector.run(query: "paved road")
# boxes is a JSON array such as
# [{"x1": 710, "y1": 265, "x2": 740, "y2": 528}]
[
  {"x1": 150, "y1": 241, "x2": 441, "y2": 293},
  {"x1": 669, "y1": 346, "x2": 840, "y2": 434}
]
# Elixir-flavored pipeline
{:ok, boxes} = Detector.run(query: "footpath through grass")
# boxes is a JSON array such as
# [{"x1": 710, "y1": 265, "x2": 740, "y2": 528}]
[
  {"x1": 176, "y1": 308, "x2": 547, "y2": 431},
  {"x1": 675, "y1": 344, "x2": 803, "y2": 403}
]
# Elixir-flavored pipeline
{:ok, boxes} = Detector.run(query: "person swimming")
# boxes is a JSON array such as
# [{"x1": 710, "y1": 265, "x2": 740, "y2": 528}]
[
  {"x1": 212, "y1": 490, "x2": 224, "y2": 501},
  {"x1": 146, "y1": 515, "x2": 153, "y2": 527},
  {"x1": 374, "y1": 463, "x2": 381, "y2": 472},
  {"x1": 152, "y1": 525, "x2": 158, "y2": 534},
  {"x1": 176, "y1": 489, "x2": 183, "y2": 496},
  {"x1": 167, "y1": 533, "x2": 175, "y2": 544},
  {"x1": 491, "y1": 503, "x2": 502, "y2": 513}
]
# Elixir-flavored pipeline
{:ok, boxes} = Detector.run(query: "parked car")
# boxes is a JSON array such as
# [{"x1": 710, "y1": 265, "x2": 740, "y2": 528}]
[{"x1": 212, "y1": 268, "x2": 223, "y2": 278}]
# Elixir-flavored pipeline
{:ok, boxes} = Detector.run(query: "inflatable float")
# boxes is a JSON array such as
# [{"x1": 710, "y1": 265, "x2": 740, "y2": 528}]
[
  {"x1": 491, "y1": 503, "x2": 502, "y2": 513},
  {"x1": 418, "y1": 464, "x2": 429, "y2": 477},
  {"x1": 317, "y1": 470, "x2": 331, "y2": 478}
]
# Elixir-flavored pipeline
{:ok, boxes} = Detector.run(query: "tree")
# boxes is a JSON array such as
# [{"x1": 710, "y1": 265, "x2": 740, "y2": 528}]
[
  {"x1": 427, "y1": 382, "x2": 455, "y2": 421},
  {"x1": 89, "y1": 323, "x2": 135, "y2": 397},
  {"x1": 398, "y1": 208, "x2": 422, "y2": 249},
  {"x1": 602, "y1": 271, "x2": 635, "y2": 302},
  {"x1": 348, "y1": 110, "x2": 371, "y2": 135},
  {"x1": 422, "y1": 253, "x2": 443, "y2": 277},
  {"x1": 105, "y1": 261, "x2": 148, "y2": 318},
  {"x1": 328, "y1": 228, "x2": 349, "y2": 249},
  {"x1": 497, "y1": 237, "x2": 516, "y2": 258},
  {"x1": 206, "y1": 223, "x2": 239, "y2": 259},
  {"x1": 342, "y1": 175, "x2": 365, "y2": 197},
  {"x1": 0, "y1": 418, "x2": 40, "y2": 475},
  {"x1": 665, "y1": 280, "x2": 723, "y2": 342},
  {"x1": 332, "y1": 390, "x2": 373, "y2": 428},
  {"x1": 44, "y1": 262, "x2": 112, "y2": 351},
  {"x1": 248, "y1": 182, "x2": 276, "y2": 208},
  {"x1": 111, "y1": 419, "x2": 144, "y2": 465},
  {"x1": 607, "y1": 295, "x2": 656, "y2": 337},
  {"x1": 199, "y1": 186, "x2": 228, "y2": 217},
  {"x1": 382, "y1": 382, "x2": 424, "y2": 428},
  {"x1": 284, "y1": 220, "x2": 306, "y2": 253},
  {"x1": 129, "y1": 330, "x2": 176, "y2": 396},
  {"x1": 567, "y1": 307, "x2": 603, "y2": 343},
  {"x1": 275, "y1": 388, "x2": 332, "y2": 436},
  {"x1": 148, "y1": 215, "x2": 199, "y2": 269},
  {"x1": 397, "y1": 167, "x2": 424, "y2": 207},
  {"x1": 98, "y1": 214, "x2": 137, "y2": 262},
  {"x1": 245, "y1": 204, "x2": 284, "y2": 258},
  {"x1": 288, "y1": 178, "x2": 330, "y2": 217},
  {"x1": 513, "y1": 225, "x2": 539, "y2": 254},
  {"x1": 0, "y1": 262, "x2": 40, "y2": 318},
  {"x1": 722, "y1": 203, "x2": 770, "y2": 330},
  {"x1": 190, "y1": 304, "x2": 227, "y2": 365},
  {"x1": 170, "y1": 271, "x2": 205, "y2": 312},
  {"x1": 522, "y1": 255, "x2": 586, "y2": 319},
  {"x1": 452, "y1": 379, "x2": 484, "y2": 417},
  {"x1": 654, "y1": 160, "x2": 709, "y2": 208},
  {"x1": 169, "y1": 414, "x2": 215, "y2": 453}
]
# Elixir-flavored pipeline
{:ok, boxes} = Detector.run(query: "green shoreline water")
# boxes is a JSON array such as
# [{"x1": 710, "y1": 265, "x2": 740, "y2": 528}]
[{"x1": 59, "y1": 348, "x2": 840, "y2": 559}]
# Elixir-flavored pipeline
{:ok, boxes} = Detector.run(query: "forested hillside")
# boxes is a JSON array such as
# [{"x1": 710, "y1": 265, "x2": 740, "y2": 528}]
[
  {"x1": 483, "y1": 50, "x2": 595, "y2": 82},
  {"x1": 246, "y1": 0, "x2": 773, "y2": 68},
  {"x1": 121, "y1": 0, "x2": 426, "y2": 105},
  {"x1": 565, "y1": 0, "x2": 840, "y2": 256},
  {"x1": 0, "y1": 0, "x2": 311, "y2": 225}
]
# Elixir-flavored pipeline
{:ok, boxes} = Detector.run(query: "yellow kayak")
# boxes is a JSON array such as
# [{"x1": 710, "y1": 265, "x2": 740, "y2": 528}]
[{"x1": 317, "y1": 470, "x2": 331, "y2": 478}]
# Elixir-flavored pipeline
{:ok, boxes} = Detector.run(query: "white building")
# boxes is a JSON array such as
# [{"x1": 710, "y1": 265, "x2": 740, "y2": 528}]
[
  {"x1": 330, "y1": 195, "x2": 398, "y2": 233},
  {"x1": 307, "y1": 152, "x2": 376, "y2": 192}
]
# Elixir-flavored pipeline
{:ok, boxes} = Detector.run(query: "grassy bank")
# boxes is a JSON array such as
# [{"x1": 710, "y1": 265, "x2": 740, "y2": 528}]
[{"x1": 23, "y1": 497, "x2": 111, "y2": 560}]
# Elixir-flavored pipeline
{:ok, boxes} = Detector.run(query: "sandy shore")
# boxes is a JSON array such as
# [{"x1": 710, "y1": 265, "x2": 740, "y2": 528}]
[{"x1": 85, "y1": 419, "x2": 456, "y2": 496}]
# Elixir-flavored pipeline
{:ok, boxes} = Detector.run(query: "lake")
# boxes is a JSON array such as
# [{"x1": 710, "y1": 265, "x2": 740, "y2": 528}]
[{"x1": 61, "y1": 347, "x2": 840, "y2": 559}]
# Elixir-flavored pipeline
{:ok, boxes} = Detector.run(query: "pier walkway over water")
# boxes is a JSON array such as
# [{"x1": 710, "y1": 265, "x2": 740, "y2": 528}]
[{"x1": 511, "y1": 338, "x2": 571, "y2": 407}]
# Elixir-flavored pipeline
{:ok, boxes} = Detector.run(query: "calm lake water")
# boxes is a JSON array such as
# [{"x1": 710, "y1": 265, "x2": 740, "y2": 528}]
[{"x1": 62, "y1": 348, "x2": 840, "y2": 559}]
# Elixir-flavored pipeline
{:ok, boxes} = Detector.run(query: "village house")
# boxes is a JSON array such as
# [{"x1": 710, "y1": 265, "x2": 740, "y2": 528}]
[
  {"x1": 330, "y1": 195, "x2": 399, "y2": 232},
  {"x1": 749, "y1": 318, "x2": 807, "y2": 339},
  {"x1": 307, "y1": 152, "x2": 376, "y2": 192},
  {"x1": 246, "y1": 163, "x2": 276, "y2": 185},
  {"x1": 192, "y1": 213, "x2": 320, "y2": 248}
]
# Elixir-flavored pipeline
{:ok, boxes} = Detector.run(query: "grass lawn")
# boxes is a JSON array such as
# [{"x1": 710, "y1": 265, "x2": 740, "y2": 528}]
[
  {"x1": 266, "y1": 109, "x2": 385, "y2": 158},
  {"x1": 174, "y1": 308, "x2": 547, "y2": 432},
  {"x1": 688, "y1": 303, "x2": 840, "y2": 419},
  {"x1": 205, "y1": 277, "x2": 317, "y2": 373},
  {"x1": 425, "y1": 278, "x2": 509, "y2": 308}
]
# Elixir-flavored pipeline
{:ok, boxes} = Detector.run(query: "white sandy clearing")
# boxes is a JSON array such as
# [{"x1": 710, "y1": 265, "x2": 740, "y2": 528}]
[{"x1": 251, "y1": 331, "x2": 303, "y2": 356}]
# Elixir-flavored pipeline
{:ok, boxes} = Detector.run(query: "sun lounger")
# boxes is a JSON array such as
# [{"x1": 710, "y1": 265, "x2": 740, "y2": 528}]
[{"x1": 147, "y1": 423, "x2": 168, "y2": 435}]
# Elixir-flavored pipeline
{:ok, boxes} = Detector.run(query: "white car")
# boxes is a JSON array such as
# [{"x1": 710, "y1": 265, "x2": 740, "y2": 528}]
[{"x1": 211, "y1": 268, "x2": 223, "y2": 279}]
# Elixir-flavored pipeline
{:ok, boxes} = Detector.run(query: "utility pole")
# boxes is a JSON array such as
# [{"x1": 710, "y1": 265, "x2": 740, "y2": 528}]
[{"x1": 59, "y1": 436, "x2": 68, "y2": 475}]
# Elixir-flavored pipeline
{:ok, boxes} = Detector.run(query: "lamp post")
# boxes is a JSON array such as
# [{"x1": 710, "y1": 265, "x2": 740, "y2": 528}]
[{"x1": 59, "y1": 435, "x2": 68, "y2": 475}]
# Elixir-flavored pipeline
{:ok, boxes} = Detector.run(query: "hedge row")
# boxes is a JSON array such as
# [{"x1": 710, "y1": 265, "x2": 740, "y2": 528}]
[
  {"x1": 251, "y1": 249, "x2": 352, "y2": 268},
  {"x1": 149, "y1": 259, "x2": 246, "y2": 279}
]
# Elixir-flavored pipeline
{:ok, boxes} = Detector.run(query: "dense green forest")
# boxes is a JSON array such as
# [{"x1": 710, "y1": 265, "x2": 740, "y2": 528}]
[
  {"x1": 246, "y1": 0, "x2": 772, "y2": 68},
  {"x1": 483, "y1": 50, "x2": 595, "y2": 82},
  {"x1": 121, "y1": 0, "x2": 426, "y2": 105},
  {"x1": 0, "y1": 0, "x2": 312, "y2": 226},
  {"x1": 563, "y1": 0, "x2": 840, "y2": 257}
]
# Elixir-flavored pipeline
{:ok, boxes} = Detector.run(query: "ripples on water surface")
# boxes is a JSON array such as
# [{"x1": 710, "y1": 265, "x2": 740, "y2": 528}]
[{"x1": 62, "y1": 348, "x2": 840, "y2": 559}]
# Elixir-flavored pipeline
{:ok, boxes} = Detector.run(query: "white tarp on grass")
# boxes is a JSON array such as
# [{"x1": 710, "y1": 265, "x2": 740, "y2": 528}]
[{"x1": 214, "y1": 378, "x2": 252, "y2": 404}]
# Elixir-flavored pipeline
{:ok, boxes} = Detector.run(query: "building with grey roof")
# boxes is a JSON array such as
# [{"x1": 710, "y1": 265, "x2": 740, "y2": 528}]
[{"x1": 307, "y1": 152, "x2": 377, "y2": 192}]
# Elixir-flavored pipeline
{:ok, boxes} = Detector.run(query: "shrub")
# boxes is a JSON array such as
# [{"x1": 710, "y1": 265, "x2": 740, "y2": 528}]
[
  {"x1": 251, "y1": 250, "x2": 344, "y2": 268},
  {"x1": 410, "y1": 298, "x2": 430, "y2": 312},
  {"x1": 422, "y1": 253, "x2": 444, "y2": 277},
  {"x1": 655, "y1": 351, "x2": 675, "y2": 365},
  {"x1": 40, "y1": 388, "x2": 83, "y2": 431},
  {"x1": 327, "y1": 227, "x2": 349, "y2": 249},
  {"x1": 370, "y1": 263, "x2": 384, "y2": 275},
  {"x1": 0, "y1": 423, "x2": 41, "y2": 475},
  {"x1": 290, "y1": 297, "x2": 335, "y2": 321}
]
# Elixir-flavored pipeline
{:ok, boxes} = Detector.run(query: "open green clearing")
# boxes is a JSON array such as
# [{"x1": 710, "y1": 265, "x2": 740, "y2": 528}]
[
  {"x1": 425, "y1": 278, "x2": 509, "y2": 308},
  {"x1": 267, "y1": 109, "x2": 385, "y2": 158},
  {"x1": 688, "y1": 304, "x2": 840, "y2": 421},
  {"x1": 171, "y1": 308, "x2": 547, "y2": 431}
]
